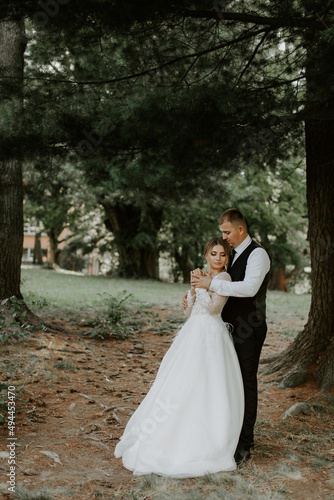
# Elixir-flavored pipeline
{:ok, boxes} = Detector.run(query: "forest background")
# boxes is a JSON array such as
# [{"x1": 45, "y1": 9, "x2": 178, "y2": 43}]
[
  {"x1": 0, "y1": 1, "x2": 334, "y2": 498},
  {"x1": 0, "y1": 0, "x2": 333, "y2": 414}
]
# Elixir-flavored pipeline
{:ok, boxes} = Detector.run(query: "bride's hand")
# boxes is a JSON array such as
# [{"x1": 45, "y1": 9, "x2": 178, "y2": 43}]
[
  {"x1": 190, "y1": 268, "x2": 205, "y2": 286},
  {"x1": 191, "y1": 268, "x2": 205, "y2": 277},
  {"x1": 191, "y1": 270, "x2": 212, "y2": 289}
]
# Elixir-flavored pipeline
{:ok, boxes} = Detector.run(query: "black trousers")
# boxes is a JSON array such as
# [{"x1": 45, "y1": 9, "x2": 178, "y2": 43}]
[{"x1": 232, "y1": 325, "x2": 267, "y2": 451}]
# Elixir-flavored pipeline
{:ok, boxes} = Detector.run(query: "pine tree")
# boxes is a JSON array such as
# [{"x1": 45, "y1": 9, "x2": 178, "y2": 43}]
[
  {"x1": 0, "y1": 0, "x2": 333, "y2": 388},
  {"x1": 0, "y1": 20, "x2": 26, "y2": 299}
]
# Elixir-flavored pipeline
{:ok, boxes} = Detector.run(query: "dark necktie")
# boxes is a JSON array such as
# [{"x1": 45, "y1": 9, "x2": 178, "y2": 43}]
[{"x1": 231, "y1": 249, "x2": 236, "y2": 266}]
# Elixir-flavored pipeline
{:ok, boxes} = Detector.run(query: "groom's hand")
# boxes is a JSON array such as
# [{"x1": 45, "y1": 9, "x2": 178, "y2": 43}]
[{"x1": 191, "y1": 272, "x2": 212, "y2": 290}]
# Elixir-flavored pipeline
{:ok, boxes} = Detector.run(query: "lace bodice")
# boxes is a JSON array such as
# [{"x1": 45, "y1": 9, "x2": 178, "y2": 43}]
[{"x1": 184, "y1": 272, "x2": 231, "y2": 317}]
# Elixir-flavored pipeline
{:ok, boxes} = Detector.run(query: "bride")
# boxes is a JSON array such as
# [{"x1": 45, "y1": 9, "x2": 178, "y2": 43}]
[{"x1": 114, "y1": 237, "x2": 244, "y2": 478}]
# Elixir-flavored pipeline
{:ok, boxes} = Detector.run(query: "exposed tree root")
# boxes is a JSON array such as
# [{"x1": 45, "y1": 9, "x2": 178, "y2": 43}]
[
  {"x1": 276, "y1": 362, "x2": 309, "y2": 389},
  {"x1": 0, "y1": 300, "x2": 71, "y2": 340},
  {"x1": 280, "y1": 391, "x2": 325, "y2": 420},
  {"x1": 262, "y1": 334, "x2": 334, "y2": 392},
  {"x1": 259, "y1": 352, "x2": 285, "y2": 365}
]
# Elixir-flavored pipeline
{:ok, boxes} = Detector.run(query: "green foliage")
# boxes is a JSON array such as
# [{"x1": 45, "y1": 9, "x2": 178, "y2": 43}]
[
  {"x1": 30, "y1": 296, "x2": 49, "y2": 309},
  {"x1": 84, "y1": 290, "x2": 134, "y2": 340},
  {"x1": 23, "y1": 159, "x2": 97, "y2": 266},
  {"x1": 106, "y1": 291, "x2": 133, "y2": 324},
  {"x1": 5, "y1": 0, "x2": 327, "y2": 280},
  {"x1": 221, "y1": 161, "x2": 309, "y2": 274},
  {"x1": 0, "y1": 296, "x2": 32, "y2": 343},
  {"x1": 21, "y1": 3, "x2": 303, "y2": 275},
  {"x1": 158, "y1": 196, "x2": 221, "y2": 281},
  {"x1": 58, "y1": 246, "x2": 86, "y2": 272},
  {"x1": 158, "y1": 160, "x2": 309, "y2": 282}
]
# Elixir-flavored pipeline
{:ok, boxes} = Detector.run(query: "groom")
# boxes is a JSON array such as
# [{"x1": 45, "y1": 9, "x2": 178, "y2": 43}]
[{"x1": 188, "y1": 208, "x2": 271, "y2": 465}]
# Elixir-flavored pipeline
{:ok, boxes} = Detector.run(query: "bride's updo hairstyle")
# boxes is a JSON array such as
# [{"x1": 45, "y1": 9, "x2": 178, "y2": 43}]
[{"x1": 203, "y1": 237, "x2": 232, "y2": 270}]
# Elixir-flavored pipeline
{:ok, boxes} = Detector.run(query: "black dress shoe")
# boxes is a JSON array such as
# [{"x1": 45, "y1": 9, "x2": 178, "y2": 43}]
[{"x1": 234, "y1": 448, "x2": 251, "y2": 466}]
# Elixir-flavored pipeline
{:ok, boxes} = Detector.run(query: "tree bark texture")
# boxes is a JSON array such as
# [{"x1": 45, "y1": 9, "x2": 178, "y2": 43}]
[
  {"x1": 265, "y1": 16, "x2": 334, "y2": 390},
  {"x1": 266, "y1": 110, "x2": 334, "y2": 390},
  {"x1": 0, "y1": 20, "x2": 26, "y2": 300}
]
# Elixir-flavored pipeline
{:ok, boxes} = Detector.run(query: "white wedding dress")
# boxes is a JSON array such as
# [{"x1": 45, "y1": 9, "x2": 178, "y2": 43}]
[{"x1": 114, "y1": 272, "x2": 244, "y2": 477}]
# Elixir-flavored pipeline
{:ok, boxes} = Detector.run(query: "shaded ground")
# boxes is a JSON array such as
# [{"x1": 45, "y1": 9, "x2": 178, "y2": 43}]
[{"x1": 0, "y1": 306, "x2": 333, "y2": 500}]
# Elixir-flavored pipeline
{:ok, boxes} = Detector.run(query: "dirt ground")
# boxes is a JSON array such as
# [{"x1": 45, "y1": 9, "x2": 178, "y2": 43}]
[{"x1": 0, "y1": 306, "x2": 333, "y2": 500}]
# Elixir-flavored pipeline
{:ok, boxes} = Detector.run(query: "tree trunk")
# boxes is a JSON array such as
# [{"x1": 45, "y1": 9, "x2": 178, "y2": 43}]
[
  {"x1": 103, "y1": 203, "x2": 162, "y2": 278},
  {"x1": 33, "y1": 232, "x2": 43, "y2": 264},
  {"x1": 48, "y1": 232, "x2": 58, "y2": 268},
  {"x1": 265, "y1": 110, "x2": 334, "y2": 390},
  {"x1": 173, "y1": 245, "x2": 194, "y2": 283},
  {"x1": 268, "y1": 268, "x2": 298, "y2": 292},
  {"x1": 268, "y1": 269, "x2": 287, "y2": 291},
  {"x1": 0, "y1": 20, "x2": 54, "y2": 334},
  {"x1": 0, "y1": 20, "x2": 26, "y2": 300}
]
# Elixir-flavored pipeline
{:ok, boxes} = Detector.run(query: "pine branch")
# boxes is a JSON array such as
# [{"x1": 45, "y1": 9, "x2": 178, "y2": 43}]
[
  {"x1": 250, "y1": 75, "x2": 305, "y2": 92},
  {"x1": 235, "y1": 29, "x2": 271, "y2": 86},
  {"x1": 177, "y1": 55, "x2": 200, "y2": 85},
  {"x1": 180, "y1": 9, "x2": 324, "y2": 30},
  {"x1": 14, "y1": 27, "x2": 269, "y2": 86}
]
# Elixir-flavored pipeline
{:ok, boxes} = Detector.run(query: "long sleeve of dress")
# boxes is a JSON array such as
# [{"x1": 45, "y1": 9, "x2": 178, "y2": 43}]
[
  {"x1": 184, "y1": 290, "x2": 196, "y2": 318},
  {"x1": 185, "y1": 272, "x2": 232, "y2": 317},
  {"x1": 199, "y1": 272, "x2": 231, "y2": 315}
]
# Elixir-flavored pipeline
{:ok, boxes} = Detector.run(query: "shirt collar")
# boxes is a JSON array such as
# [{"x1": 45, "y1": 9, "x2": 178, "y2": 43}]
[{"x1": 234, "y1": 234, "x2": 251, "y2": 256}]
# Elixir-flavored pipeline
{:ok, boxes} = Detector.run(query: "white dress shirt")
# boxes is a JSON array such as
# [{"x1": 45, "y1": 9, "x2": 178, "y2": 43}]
[{"x1": 209, "y1": 235, "x2": 271, "y2": 298}]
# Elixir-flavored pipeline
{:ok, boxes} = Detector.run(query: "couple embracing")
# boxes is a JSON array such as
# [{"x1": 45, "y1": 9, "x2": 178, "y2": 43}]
[{"x1": 115, "y1": 208, "x2": 271, "y2": 477}]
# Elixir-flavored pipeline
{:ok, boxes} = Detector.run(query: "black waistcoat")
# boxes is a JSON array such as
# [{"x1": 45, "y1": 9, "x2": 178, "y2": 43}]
[{"x1": 222, "y1": 240, "x2": 270, "y2": 339}]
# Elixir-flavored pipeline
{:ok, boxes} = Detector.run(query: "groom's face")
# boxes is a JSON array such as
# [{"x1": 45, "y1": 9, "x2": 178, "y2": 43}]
[{"x1": 219, "y1": 221, "x2": 245, "y2": 249}]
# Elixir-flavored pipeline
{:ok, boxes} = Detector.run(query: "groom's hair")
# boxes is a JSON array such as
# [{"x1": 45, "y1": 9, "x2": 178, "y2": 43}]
[{"x1": 219, "y1": 208, "x2": 247, "y2": 230}]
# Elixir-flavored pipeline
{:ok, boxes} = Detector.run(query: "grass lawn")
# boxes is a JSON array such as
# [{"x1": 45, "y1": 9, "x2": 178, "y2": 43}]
[
  {"x1": 21, "y1": 268, "x2": 311, "y2": 335},
  {"x1": 21, "y1": 267, "x2": 190, "y2": 314}
]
